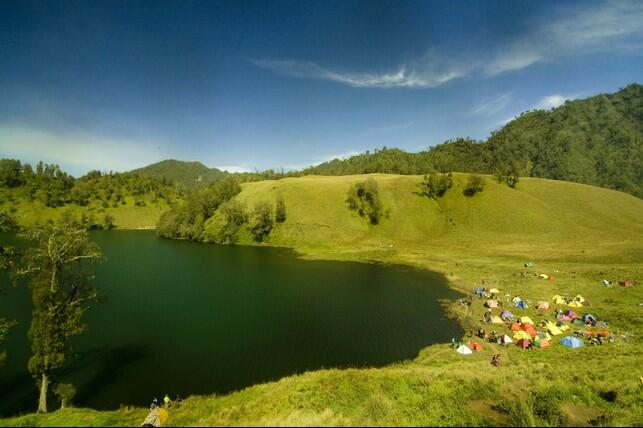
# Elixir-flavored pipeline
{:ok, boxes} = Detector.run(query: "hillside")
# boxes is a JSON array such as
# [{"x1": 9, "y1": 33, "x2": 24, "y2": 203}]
[
  {"x1": 303, "y1": 84, "x2": 642, "y2": 198},
  {"x1": 5, "y1": 174, "x2": 643, "y2": 426},
  {"x1": 131, "y1": 159, "x2": 229, "y2": 188}
]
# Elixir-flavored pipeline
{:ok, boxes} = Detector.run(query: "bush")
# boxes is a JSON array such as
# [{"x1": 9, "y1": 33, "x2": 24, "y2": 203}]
[
  {"x1": 209, "y1": 200, "x2": 248, "y2": 244},
  {"x1": 346, "y1": 178, "x2": 382, "y2": 225},
  {"x1": 103, "y1": 213, "x2": 115, "y2": 230},
  {"x1": 275, "y1": 196, "x2": 286, "y2": 223},
  {"x1": 54, "y1": 383, "x2": 76, "y2": 409},
  {"x1": 463, "y1": 175, "x2": 485, "y2": 196},
  {"x1": 421, "y1": 172, "x2": 453, "y2": 199},
  {"x1": 250, "y1": 202, "x2": 274, "y2": 242}
]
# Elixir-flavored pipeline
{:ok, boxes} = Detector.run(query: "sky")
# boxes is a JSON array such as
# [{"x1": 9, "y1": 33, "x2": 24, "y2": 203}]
[{"x1": 0, "y1": 0, "x2": 642, "y2": 176}]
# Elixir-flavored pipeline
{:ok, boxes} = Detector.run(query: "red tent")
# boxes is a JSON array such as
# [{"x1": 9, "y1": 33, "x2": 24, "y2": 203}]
[{"x1": 516, "y1": 339, "x2": 532, "y2": 349}]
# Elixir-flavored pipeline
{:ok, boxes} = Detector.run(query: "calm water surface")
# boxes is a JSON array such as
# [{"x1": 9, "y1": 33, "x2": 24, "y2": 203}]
[{"x1": 0, "y1": 231, "x2": 461, "y2": 415}]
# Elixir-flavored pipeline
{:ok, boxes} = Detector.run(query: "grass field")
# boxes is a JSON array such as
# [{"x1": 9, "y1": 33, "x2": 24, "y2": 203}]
[{"x1": 3, "y1": 174, "x2": 642, "y2": 426}]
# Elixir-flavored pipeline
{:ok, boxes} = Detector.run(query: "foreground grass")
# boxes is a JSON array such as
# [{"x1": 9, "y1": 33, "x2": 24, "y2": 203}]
[{"x1": 3, "y1": 174, "x2": 642, "y2": 426}]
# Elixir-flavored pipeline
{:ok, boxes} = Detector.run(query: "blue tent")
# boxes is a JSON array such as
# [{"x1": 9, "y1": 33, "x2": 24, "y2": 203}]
[
  {"x1": 560, "y1": 336, "x2": 584, "y2": 348},
  {"x1": 515, "y1": 300, "x2": 528, "y2": 309},
  {"x1": 475, "y1": 288, "x2": 484, "y2": 295},
  {"x1": 583, "y1": 314, "x2": 596, "y2": 324},
  {"x1": 501, "y1": 310, "x2": 513, "y2": 320}
]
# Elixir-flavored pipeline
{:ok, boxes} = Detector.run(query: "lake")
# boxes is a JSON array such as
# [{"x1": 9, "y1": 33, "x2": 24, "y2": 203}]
[{"x1": 0, "y1": 230, "x2": 462, "y2": 415}]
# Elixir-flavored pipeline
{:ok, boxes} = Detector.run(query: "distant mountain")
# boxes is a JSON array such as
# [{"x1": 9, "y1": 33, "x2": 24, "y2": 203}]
[
  {"x1": 132, "y1": 160, "x2": 229, "y2": 188},
  {"x1": 304, "y1": 83, "x2": 642, "y2": 198}
]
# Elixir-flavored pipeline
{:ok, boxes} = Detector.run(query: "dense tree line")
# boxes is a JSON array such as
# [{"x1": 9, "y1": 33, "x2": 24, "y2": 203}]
[
  {"x1": 0, "y1": 159, "x2": 182, "y2": 209},
  {"x1": 302, "y1": 84, "x2": 642, "y2": 198}
]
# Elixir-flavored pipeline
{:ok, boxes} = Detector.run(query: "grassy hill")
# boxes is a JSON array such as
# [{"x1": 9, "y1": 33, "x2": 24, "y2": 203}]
[
  {"x1": 4, "y1": 174, "x2": 643, "y2": 426},
  {"x1": 304, "y1": 84, "x2": 642, "y2": 198},
  {"x1": 132, "y1": 159, "x2": 229, "y2": 188}
]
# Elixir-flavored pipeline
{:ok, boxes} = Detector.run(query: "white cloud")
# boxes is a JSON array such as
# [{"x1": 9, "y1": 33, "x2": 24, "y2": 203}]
[
  {"x1": 0, "y1": 125, "x2": 168, "y2": 176},
  {"x1": 252, "y1": 1, "x2": 643, "y2": 87},
  {"x1": 470, "y1": 93, "x2": 512, "y2": 116},
  {"x1": 316, "y1": 150, "x2": 362, "y2": 163},
  {"x1": 534, "y1": 94, "x2": 571, "y2": 110},
  {"x1": 215, "y1": 165, "x2": 252, "y2": 173}
]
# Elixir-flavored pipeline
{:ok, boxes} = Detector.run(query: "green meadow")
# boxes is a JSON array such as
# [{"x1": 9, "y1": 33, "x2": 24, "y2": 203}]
[{"x1": 3, "y1": 173, "x2": 642, "y2": 426}]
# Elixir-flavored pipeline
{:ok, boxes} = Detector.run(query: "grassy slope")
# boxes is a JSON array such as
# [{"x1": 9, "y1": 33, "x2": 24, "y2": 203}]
[
  {"x1": 0, "y1": 195, "x2": 169, "y2": 229},
  {"x1": 4, "y1": 174, "x2": 643, "y2": 426}
]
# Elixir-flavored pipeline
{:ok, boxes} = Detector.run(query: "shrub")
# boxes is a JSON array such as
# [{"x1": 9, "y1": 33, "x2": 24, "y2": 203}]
[
  {"x1": 250, "y1": 201, "x2": 274, "y2": 242},
  {"x1": 346, "y1": 178, "x2": 382, "y2": 225},
  {"x1": 463, "y1": 175, "x2": 485, "y2": 196},
  {"x1": 421, "y1": 172, "x2": 453, "y2": 199},
  {"x1": 103, "y1": 213, "x2": 115, "y2": 230},
  {"x1": 275, "y1": 196, "x2": 286, "y2": 223}
]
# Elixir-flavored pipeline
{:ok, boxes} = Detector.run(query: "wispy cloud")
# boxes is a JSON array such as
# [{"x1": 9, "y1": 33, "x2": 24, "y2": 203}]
[
  {"x1": 0, "y1": 125, "x2": 168, "y2": 176},
  {"x1": 251, "y1": 1, "x2": 643, "y2": 88},
  {"x1": 250, "y1": 51, "x2": 472, "y2": 89},
  {"x1": 367, "y1": 121, "x2": 415, "y2": 134},
  {"x1": 470, "y1": 93, "x2": 512, "y2": 116},
  {"x1": 316, "y1": 150, "x2": 362, "y2": 163}
]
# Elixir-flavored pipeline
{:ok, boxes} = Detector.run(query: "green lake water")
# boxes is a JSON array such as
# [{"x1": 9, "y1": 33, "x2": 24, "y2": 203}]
[{"x1": 0, "y1": 230, "x2": 462, "y2": 415}]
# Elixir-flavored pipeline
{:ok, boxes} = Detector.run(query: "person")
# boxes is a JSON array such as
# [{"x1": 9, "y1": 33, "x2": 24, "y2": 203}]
[
  {"x1": 451, "y1": 337, "x2": 456, "y2": 348},
  {"x1": 164, "y1": 394, "x2": 172, "y2": 408},
  {"x1": 151, "y1": 397, "x2": 158, "y2": 409}
]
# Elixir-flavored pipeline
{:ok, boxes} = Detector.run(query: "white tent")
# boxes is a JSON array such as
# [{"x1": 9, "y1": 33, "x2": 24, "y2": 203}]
[
  {"x1": 456, "y1": 344, "x2": 472, "y2": 355},
  {"x1": 502, "y1": 334, "x2": 513, "y2": 344}
]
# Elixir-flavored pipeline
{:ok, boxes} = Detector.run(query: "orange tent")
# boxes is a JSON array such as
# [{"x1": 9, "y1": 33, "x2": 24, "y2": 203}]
[
  {"x1": 468, "y1": 342, "x2": 483, "y2": 351},
  {"x1": 522, "y1": 324, "x2": 538, "y2": 336},
  {"x1": 536, "y1": 340, "x2": 551, "y2": 348},
  {"x1": 511, "y1": 323, "x2": 522, "y2": 331}
]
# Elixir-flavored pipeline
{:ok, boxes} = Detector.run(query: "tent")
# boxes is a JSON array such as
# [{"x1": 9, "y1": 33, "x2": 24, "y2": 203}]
[
  {"x1": 490, "y1": 316, "x2": 504, "y2": 324},
  {"x1": 475, "y1": 287, "x2": 484, "y2": 295},
  {"x1": 537, "y1": 301, "x2": 550, "y2": 310},
  {"x1": 510, "y1": 322, "x2": 522, "y2": 331},
  {"x1": 485, "y1": 299, "x2": 499, "y2": 308},
  {"x1": 468, "y1": 342, "x2": 483, "y2": 351},
  {"x1": 522, "y1": 324, "x2": 538, "y2": 336},
  {"x1": 501, "y1": 310, "x2": 513, "y2": 320},
  {"x1": 524, "y1": 261, "x2": 535, "y2": 268},
  {"x1": 515, "y1": 300, "x2": 528, "y2": 309},
  {"x1": 545, "y1": 322, "x2": 563, "y2": 335},
  {"x1": 489, "y1": 288, "x2": 500, "y2": 294},
  {"x1": 574, "y1": 295, "x2": 585, "y2": 303},
  {"x1": 536, "y1": 339, "x2": 551, "y2": 348},
  {"x1": 583, "y1": 314, "x2": 597, "y2": 324},
  {"x1": 560, "y1": 336, "x2": 584, "y2": 348},
  {"x1": 516, "y1": 338, "x2": 532, "y2": 349},
  {"x1": 568, "y1": 301, "x2": 583, "y2": 308},
  {"x1": 565, "y1": 310, "x2": 580, "y2": 319},
  {"x1": 520, "y1": 316, "x2": 534, "y2": 325},
  {"x1": 539, "y1": 274, "x2": 549, "y2": 279},
  {"x1": 456, "y1": 344, "x2": 473, "y2": 355},
  {"x1": 512, "y1": 296, "x2": 522, "y2": 304},
  {"x1": 552, "y1": 295, "x2": 566, "y2": 304},
  {"x1": 502, "y1": 334, "x2": 513, "y2": 344},
  {"x1": 536, "y1": 332, "x2": 552, "y2": 341},
  {"x1": 513, "y1": 330, "x2": 532, "y2": 340}
]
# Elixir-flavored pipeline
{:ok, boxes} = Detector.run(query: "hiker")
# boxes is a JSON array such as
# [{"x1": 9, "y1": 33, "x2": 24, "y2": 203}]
[
  {"x1": 451, "y1": 338, "x2": 456, "y2": 348},
  {"x1": 151, "y1": 397, "x2": 158, "y2": 409},
  {"x1": 164, "y1": 394, "x2": 172, "y2": 408}
]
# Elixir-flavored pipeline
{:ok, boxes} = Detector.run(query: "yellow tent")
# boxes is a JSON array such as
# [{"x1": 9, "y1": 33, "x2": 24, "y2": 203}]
[
  {"x1": 159, "y1": 408, "x2": 169, "y2": 426},
  {"x1": 545, "y1": 321, "x2": 563, "y2": 335},
  {"x1": 513, "y1": 330, "x2": 532, "y2": 340},
  {"x1": 552, "y1": 295, "x2": 566, "y2": 304},
  {"x1": 568, "y1": 301, "x2": 583, "y2": 308},
  {"x1": 490, "y1": 316, "x2": 504, "y2": 324},
  {"x1": 559, "y1": 324, "x2": 569, "y2": 331},
  {"x1": 489, "y1": 288, "x2": 500, "y2": 294},
  {"x1": 574, "y1": 295, "x2": 585, "y2": 303},
  {"x1": 520, "y1": 316, "x2": 534, "y2": 325},
  {"x1": 539, "y1": 274, "x2": 549, "y2": 279}
]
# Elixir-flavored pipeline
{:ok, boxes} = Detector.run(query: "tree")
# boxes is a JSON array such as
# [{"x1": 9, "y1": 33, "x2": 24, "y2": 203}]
[
  {"x1": 103, "y1": 213, "x2": 115, "y2": 230},
  {"x1": 250, "y1": 202, "x2": 274, "y2": 242},
  {"x1": 346, "y1": 178, "x2": 382, "y2": 225},
  {"x1": 463, "y1": 175, "x2": 486, "y2": 196},
  {"x1": 53, "y1": 383, "x2": 76, "y2": 409},
  {"x1": 14, "y1": 216, "x2": 102, "y2": 413},
  {"x1": 421, "y1": 172, "x2": 453, "y2": 199},
  {"x1": 275, "y1": 196, "x2": 286, "y2": 223},
  {"x1": 0, "y1": 159, "x2": 23, "y2": 187}
]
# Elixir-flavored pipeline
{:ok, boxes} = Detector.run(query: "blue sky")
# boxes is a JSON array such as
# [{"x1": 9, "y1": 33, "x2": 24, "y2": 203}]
[{"x1": 0, "y1": 0, "x2": 642, "y2": 176}]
